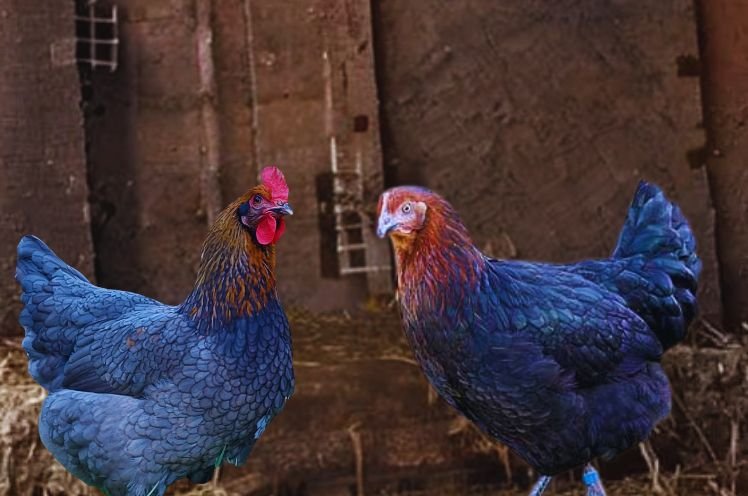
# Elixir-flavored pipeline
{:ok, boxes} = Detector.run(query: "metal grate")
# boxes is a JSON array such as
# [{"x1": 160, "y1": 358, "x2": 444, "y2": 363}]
[{"x1": 75, "y1": 1, "x2": 119, "y2": 72}]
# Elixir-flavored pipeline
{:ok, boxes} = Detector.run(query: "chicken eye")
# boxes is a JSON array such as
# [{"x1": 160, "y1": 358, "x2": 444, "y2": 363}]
[
  {"x1": 252, "y1": 194, "x2": 263, "y2": 206},
  {"x1": 402, "y1": 203, "x2": 412, "y2": 214}
]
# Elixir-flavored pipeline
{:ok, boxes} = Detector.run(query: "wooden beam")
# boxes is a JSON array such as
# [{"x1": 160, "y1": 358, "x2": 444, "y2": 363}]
[
  {"x1": 697, "y1": 0, "x2": 748, "y2": 330},
  {"x1": 196, "y1": 0, "x2": 223, "y2": 226}
]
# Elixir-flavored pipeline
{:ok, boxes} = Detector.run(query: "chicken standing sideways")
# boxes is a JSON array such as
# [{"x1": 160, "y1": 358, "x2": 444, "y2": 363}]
[
  {"x1": 377, "y1": 182, "x2": 700, "y2": 496},
  {"x1": 17, "y1": 167, "x2": 294, "y2": 496}
]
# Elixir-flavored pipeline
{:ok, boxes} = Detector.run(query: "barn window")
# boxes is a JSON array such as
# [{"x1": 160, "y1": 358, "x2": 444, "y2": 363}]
[
  {"x1": 329, "y1": 147, "x2": 390, "y2": 277},
  {"x1": 75, "y1": 1, "x2": 119, "y2": 71},
  {"x1": 336, "y1": 210, "x2": 368, "y2": 275}
]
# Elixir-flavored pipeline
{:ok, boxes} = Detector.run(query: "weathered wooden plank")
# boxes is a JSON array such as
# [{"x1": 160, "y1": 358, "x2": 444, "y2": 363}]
[
  {"x1": 86, "y1": 1, "x2": 210, "y2": 305},
  {"x1": 246, "y1": 0, "x2": 390, "y2": 307},
  {"x1": 0, "y1": 1, "x2": 94, "y2": 337},
  {"x1": 374, "y1": 0, "x2": 721, "y2": 323},
  {"x1": 698, "y1": 0, "x2": 748, "y2": 331},
  {"x1": 88, "y1": 0, "x2": 388, "y2": 310}
]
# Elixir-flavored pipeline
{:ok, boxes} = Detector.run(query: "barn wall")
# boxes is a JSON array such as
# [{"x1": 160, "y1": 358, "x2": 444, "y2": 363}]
[
  {"x1": 85, "y1": 1, "x2": 207, "y2": 305},
  {"x1": 86, "y1": 0, "x2": 385, "y2": 311},
  {"x1": 0, "y1": 1, "x2": 735, "y2": 327},
  {"x1": 0, "y1": 2, "x2": 744, "y2": 494},
  {"x1": 373, "y1": 0, "x2": 722, "y2": 324},
  {"x1": 243, "y1": 0, "x2": 390, "y2": 307},
  {"x1": 0, "y1": 1, "x2": 94, "y2": 336}
]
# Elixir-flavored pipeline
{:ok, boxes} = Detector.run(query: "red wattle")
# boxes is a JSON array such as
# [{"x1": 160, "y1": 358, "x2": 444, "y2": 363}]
[
  {"x1": 256, "y1": 215, "x2": 277, "y2": 245},
  {"x1": 273, "y1": 218, "x2": 286, "y2": 243}
]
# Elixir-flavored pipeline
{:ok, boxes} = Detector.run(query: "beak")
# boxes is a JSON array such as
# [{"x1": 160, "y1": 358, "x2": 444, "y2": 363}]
[
  {"x1": 376, "y1": 215, "x2": 396, "y2": 238},
  {"x1": 270, "y1": 202, "x2": 293, "y2": 216}
]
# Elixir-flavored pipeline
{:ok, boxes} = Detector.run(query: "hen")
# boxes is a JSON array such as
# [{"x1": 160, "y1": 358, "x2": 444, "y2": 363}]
[
  {"x1": 377, "y1": 182, "x2": 700, "y2": 495},
  {"x1": 17, "y1": 167, "x2": 295, "y2": 496}
]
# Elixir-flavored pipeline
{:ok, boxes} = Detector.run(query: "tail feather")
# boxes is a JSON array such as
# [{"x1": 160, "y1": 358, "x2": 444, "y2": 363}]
[
  {"x1": 16, "y1": 236, "x2": 93, "y2": 390},
  {"x1": 612, "y1": 181, "x2": 701, "y2": 349},
  {"x1": 17, "y1": 236, "x2": 159, "y2": 391},
  {"x1": 16, "y1": 235, "x2": 88, "y2": 284}
]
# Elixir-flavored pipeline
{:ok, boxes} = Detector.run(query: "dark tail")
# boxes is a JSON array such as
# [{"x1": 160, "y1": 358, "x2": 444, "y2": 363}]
[{"x1": 612, "y1": 181, "x2": 701, "y2": 349}]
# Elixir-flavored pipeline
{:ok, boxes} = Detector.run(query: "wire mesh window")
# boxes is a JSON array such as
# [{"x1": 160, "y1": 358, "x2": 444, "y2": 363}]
[{"x1": 75, "y1": 1, "x2": 119, "y2": 71}]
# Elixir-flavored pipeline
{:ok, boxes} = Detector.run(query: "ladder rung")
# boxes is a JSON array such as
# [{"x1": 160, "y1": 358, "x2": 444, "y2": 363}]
[
  {"x1": 340, "y1": 266, "x2": 392, "y2": 275},
  {"x1": 337, "y1": 243, "x2": 367, "y2": 252}
]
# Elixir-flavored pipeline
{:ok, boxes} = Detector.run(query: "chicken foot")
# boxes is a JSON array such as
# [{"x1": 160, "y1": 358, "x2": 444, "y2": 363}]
[
  {"x1": 528, "y1": 475, "x2": 551, "y2": 495},
  {"x1": 583, "y1": 465, "x2": 607, "y2": 496}
]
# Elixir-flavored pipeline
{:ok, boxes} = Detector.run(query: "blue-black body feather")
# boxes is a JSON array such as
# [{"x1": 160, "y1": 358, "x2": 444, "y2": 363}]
[
  {"x1": 17, "y1": 196, "x2": 294, "y2": 495},
  {"x1": 385, "y1": 182, "x2": 700, "y2": 475}
]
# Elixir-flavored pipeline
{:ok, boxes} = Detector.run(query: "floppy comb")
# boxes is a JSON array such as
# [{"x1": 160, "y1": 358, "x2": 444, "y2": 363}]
[{"x1": 259, "y1": 166, "x2": 289, "y2": 202}]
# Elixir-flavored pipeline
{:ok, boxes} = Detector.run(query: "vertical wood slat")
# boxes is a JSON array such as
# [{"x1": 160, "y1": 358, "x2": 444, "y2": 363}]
[
  {"x1": 242, "y1": 0, "x2": 392, "y2": 307},
  {"x1": 196, "y1": 0, "x2": 223, "y2": 226},
  {"x1": 86, "y1": 0, "x2": 390, "y2": 311},
  {"x1": 337, "y1": 0, "x2": 393, "y2": 295},
  {"x1": 86, "y1": 1, "x2": 209, "y2": 304},
  {"x1": 698, "y1": 0, "x2": 748, "y2": 331}
]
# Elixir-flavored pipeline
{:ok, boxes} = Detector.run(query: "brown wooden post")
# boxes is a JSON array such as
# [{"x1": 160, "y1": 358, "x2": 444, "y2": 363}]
[
  {"x1": 698, "y1": 0, "x2": 748, "y2": 331},
  {"x1": 241, "y1": 0, "x2": 392, "y2": 307},
  {"x1": 338, "y1": 0, "x2": 393, "y2": 296},
  {"x1": 196, "y1": 0, "x2": 223, "y2": 226}
]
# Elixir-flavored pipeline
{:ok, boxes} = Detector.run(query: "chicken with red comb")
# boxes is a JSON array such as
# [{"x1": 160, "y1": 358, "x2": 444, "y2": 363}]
[{"x1": 17, "y1": 166, "x2": 295, "y2": 496}]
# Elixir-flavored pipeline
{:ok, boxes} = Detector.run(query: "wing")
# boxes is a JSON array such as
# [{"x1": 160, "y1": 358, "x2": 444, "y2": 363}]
[
  {"x1": 17, "y1": 236, "x2": 163, "y2": 391},
  {"x1": 484, "y1": 260, "x2": 663, "y2": 387},
  {"x1": 569, "y1": 256, "x2": 696, "y2": 350},
  {"x1": 60, "y1": 306, "x2": 189, "y2": 396}
]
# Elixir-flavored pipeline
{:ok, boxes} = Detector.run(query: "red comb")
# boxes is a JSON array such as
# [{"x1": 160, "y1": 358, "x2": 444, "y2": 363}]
[{"x1": 259, "y1": 166, "x2": 289, "y2": 202}]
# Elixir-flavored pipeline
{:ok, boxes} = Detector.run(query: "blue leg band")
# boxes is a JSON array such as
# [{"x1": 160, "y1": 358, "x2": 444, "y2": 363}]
[{"x1": 582, "y1": 469, "x2": 599, "y2": 486}]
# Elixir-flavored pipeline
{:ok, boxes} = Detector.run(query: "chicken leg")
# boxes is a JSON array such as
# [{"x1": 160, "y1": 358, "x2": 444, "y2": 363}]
[
  {"x1": 529, "y1": 475, "x2": 552, "y2": 496},
  {"x1": 583, "y1": 465, "x2": 607, "y2": 496}
]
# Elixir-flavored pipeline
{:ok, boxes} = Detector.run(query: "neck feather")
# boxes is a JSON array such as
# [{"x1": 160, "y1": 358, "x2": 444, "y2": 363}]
[
  {"x1": 395, "y1": 201, "x2": 485, "y2": 319},
  {"x1": 180, "y1": 205, "x2": 276, "y2": 332}
]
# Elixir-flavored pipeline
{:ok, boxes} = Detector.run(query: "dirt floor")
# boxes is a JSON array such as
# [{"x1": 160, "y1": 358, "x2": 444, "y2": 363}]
[{"x1": 1, "y1": 309, "x2": 745, "y2": 496}]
